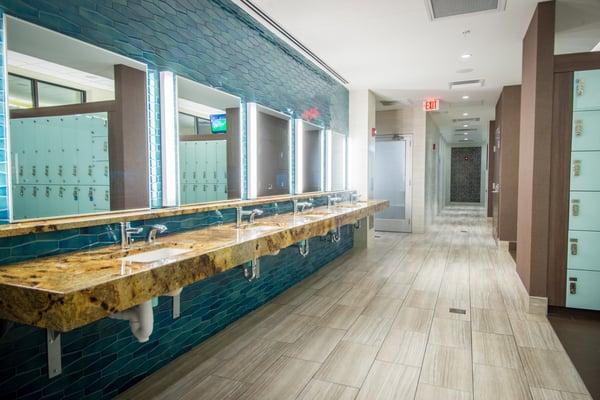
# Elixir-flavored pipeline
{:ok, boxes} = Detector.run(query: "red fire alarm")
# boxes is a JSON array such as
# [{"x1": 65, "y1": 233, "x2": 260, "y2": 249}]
[{"x1": 371, "y1": 127, "x2": 377, "y2": 137}]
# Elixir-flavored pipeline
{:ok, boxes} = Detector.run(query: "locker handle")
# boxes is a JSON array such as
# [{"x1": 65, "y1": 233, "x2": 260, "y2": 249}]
[
  {"x1": 88, "y1": 165, "x2": 93, "y2": 177},
  {"x1": 570, "y1": 242, "x2": 578, "y2": 256},
  {"x1": 573, "y1": 160, "x2": 581, "y2": 177},
  {"x1": 572, "y1": 201, "x2": 580, "y2": 216},
  {"x1": 570, "y1": 281, "x2": 577, "y2": 295},
  {"x1": 575, "y1": 119, "x2": 583, "y2": 136},
  {"x1": 576, "y1": 78, "x2": 585, "y2": 97}
]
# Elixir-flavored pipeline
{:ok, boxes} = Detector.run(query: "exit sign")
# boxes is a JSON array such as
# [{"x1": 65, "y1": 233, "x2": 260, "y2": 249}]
[{"x1": 423, "y1": 99, "x2": 440, "y2": 111}]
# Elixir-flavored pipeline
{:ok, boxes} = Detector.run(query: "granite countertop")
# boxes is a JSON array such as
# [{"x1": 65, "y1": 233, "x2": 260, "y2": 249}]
[{"x1": 0, "y1": 200, "x2": 388, "y2": 332}]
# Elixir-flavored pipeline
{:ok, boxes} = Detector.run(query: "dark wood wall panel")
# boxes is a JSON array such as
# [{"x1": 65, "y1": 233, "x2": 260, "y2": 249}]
[
  {"x1": 547, "y1": 72, "x2": 573, "y2": 306},
  {"x1": 516, "y1": 1, "x2": 555, "y2": 296},
  {"x1": 110, "y1": 64, "x2": 149, "y2": 210},
  {"x1": 487, "y1": 121, "x2": 495, "y2": 218},
  {"x1": 493, "y1": 86, "x2": 521, "y2": 243}
]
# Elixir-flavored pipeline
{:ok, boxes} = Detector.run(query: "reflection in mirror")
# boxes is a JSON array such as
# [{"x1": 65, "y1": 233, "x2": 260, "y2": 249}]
[
  {"x1": 248, "y1": 104, "x2": 291, "y2": 198},
  {"x1": 294, "y1": 119, "x2": 324, "y2": 194},
  {"x1": 5, "y1": 17, "x2": 149, "y2": 221},
  {"x1": 328, "y1": 131, "x2": 347, "y2": 191},
  {"x1": 176, "y1": 77, "x2": 241, "y2": 205}
]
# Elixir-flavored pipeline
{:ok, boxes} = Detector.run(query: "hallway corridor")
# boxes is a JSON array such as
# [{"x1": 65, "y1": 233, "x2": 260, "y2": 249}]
[{"x1": 120, "y1": 207, "x2": 591, "y2": 400}]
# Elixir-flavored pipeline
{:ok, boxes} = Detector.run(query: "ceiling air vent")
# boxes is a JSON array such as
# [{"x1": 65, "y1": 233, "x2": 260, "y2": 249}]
[
  {"x1": 452, "y1": 117, "x2": 481, "y2": 123},
  {"x1": 425, "y1": 0, "x2": 507, "y2": 20},
  {"x1": 449, "y1": 79, "x2": 485, "y2": 90},
  {"x1": 455, "y1": 128, "x2": 477, "y2": 132},
  {"x1": 380, "y1": 100, "x2": 400, "y2": 107}
]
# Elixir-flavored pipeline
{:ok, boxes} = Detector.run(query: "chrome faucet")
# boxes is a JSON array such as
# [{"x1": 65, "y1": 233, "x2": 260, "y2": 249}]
[
  {"x1": 120, "y1": 222, "x2": 143, "y2": 249},
  {"x1": 147, "y1": 224, "x2": 168, "y2": 243},
  {"x1": 294, "y1": 199, "x2": 314, "y2": 214},
  {"x1": 350, "y1": 192, "x2": 359, "y2": 204},
  {"x1": 236, "y1": 207, "x2": 264, "y2": 227},
  {"x1": 328, "y1": 195, "x2": 342, "y2": 208}
]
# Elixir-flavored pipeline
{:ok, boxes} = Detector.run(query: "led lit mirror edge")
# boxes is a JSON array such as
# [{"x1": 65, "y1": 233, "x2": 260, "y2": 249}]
[{"x1": 2, "y1": 14, "x2": 153, "y2": 224}]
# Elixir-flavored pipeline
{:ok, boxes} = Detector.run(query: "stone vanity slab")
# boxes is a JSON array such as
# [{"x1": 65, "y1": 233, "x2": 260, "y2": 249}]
[{"x1": 0, "y1": 200, "x2": 388, "y2": 332}]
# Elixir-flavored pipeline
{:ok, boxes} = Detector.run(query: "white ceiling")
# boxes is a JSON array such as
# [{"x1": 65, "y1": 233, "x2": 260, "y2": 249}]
[
  {"x1": 6, "y1": 16, "x2": 145, "y2": 79},
  {"x1": 555, "y1": 0, "x2": 600, "y2": 54},
  {"x1": 242, "y1": 0, "x2": 542, "y2": 144}
]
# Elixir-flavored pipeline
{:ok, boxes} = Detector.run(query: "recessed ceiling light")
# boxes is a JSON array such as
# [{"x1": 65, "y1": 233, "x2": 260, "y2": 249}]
[
  {"x1": 462, "y1": 112, "x2": 469, "y2": 116},
  {"x1": 463, "y1": 124, "x2": 469, "y2": 127},
  {"x1": 464, "y1": 132, "x2": 468, "y2": 135},
  {"x1": 462, "y1": 95, "x2": 470, "y2": 100},
  {"x1": 461, "y1": 53, "x2": 472, "y2": 59},
  {"x1": 464, "y1": 138, "x2": 469, "y2": 141}
]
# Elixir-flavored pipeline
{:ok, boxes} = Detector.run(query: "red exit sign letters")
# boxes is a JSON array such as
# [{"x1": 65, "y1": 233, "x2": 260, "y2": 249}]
[{"x1": 423, "y1": 99, "x2": 440, "y2": 111}]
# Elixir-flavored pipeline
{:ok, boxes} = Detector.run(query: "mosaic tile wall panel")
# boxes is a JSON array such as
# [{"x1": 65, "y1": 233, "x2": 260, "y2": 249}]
[
  {"x1": 450, "y1": 146, "x2": 482, "y2": 203},
  {"x1": 0, "y1": 0, "x2": 349, "y2": 221},
  {"x1": 0, "y1": 225, "x2": 353, "y2": 400}
]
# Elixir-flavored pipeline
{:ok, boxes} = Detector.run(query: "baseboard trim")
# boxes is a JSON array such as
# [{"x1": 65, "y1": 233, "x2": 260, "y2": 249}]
[{"x1": 529, "y1": 296, "x2": 548, "y2": 316}]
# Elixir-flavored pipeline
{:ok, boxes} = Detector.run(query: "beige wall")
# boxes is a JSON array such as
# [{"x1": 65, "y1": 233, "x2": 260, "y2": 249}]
[
  {"x1": 376, "y1": 107, "x2": 426, "y2": 233},
  {"x1": 349, "y1": 89, "x2": 377, "y2": 247},
  {"x1": 425, "y1": 113, "x2": 441, "y2": 227}
]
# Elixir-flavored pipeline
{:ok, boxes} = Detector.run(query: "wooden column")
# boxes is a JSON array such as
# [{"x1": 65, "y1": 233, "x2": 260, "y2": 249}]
[
  {"x1": 110, "y1": 64, "x2": 149, "y2": 210},
  {"x1": 516, "y1": 1, "x2": 555, "y2": 298},
  {"x1": 487, "y1": 120, "x2": 495, "y2": 218},
  {"x1": 494, "y1": 85, "x2": 521, "y2": 243}
]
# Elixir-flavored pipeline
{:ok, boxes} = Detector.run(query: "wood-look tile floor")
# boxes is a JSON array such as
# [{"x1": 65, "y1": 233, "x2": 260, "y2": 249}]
[{"x1": 118, "y1": 207, "x2": 592, "y2": 400}]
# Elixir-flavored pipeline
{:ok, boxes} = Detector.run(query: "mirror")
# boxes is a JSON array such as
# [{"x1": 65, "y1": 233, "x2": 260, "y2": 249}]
[
  {"x1": 248, "y1": 104, "x2": 291, "y2": 198},
  {"x1": 176, "y1": 77, "x2": 241, "y2": 205},
  {"x1": 328, "y1": 131, "x2": 347, "y2": 191},
  {"x1": 295, "y1": 119, "x2": 324, "y2": 194},
  {"x1": 5, "y1": 17, "x2": 149, "y2": 221}
]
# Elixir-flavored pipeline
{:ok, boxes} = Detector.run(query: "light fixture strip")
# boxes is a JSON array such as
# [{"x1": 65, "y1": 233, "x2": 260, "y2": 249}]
[
  {"x1": 247, "y1": 103, "x2": 258, "y2": 199},
  {"x1": 159, "y1": 71, "x2": 179, "y2": 207},
  {"x1": 320, "y1": 129, "x2": 325, "y2": 191},
  {"x1": 295, "y1": 119, "x2": 304, "y2": 194},
  {"x1": 326, "y1": 130, "x2": 333, "y2": 191}
]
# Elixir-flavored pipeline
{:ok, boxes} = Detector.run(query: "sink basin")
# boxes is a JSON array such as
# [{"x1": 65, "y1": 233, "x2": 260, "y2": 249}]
[
  {"x1": 241, "y1": 225, "x2": 280, "y2": 233},
  {"x1": 297, "y1": 214, "x2": 323, "y2": 221},
  {"x1": 122, "y1": 248, "x2": 191, "y2": 263}
]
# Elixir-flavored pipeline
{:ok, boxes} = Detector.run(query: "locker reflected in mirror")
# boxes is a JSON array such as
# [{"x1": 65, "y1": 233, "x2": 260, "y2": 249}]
[
  {"x1": 5, "y1": 16, "x2": 150, "y2": 221},
  {"x1": 176, "y1": 77, "x2": 241, "y2": 205}
]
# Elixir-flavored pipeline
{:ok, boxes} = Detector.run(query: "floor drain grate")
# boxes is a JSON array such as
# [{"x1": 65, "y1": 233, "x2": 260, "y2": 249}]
[
  {"x1": 449, "y1": 308, "x2": 467, "y2": 315},
  {"x1": 375, "y1": 235, "x2": 381, "y2": 238},
  {"x1": 461, "y1": 230, "x2": 468, "y2": 233}
]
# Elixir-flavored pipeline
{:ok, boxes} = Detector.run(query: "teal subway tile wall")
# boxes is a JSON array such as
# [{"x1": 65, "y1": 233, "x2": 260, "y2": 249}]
[
  {"x1": 0, "y1": 0, "x2": 349, "y2": 219},
  {"x1": 0, "y1": 1, "x2": 350, "y2": 398}
]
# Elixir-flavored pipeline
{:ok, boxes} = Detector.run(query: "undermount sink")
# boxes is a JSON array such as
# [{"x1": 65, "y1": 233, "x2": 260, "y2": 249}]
[
  {"x1": 122, "y1": 248, "x2": 191, "y2": 263},
  {"x1": 241, "y1": 225, "x2": 280, "y2": 233},
  {"x1": 297, "y1": 214, "x2": 323, "y2": 220}
]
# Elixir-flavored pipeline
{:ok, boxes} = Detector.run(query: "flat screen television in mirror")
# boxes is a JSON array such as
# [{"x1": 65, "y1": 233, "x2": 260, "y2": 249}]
[
  {"x1": 176, "y1": 77, "x2": 241, "y2": 205},
  {"x1": 5, "y1": 16, "x2": 150, "y2": 221}
]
